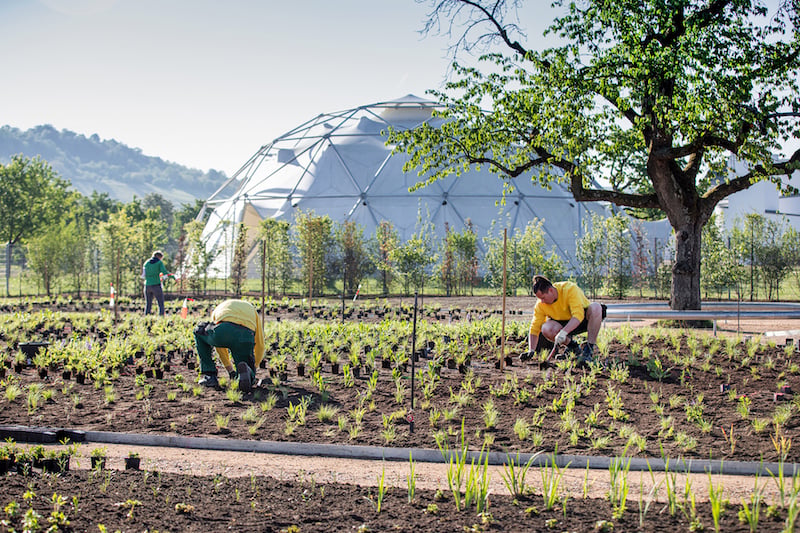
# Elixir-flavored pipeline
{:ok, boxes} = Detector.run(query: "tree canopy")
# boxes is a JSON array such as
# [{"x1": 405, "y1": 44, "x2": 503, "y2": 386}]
[{"x1": 391, "y1": 0, "x2": 800, "y2": 309}]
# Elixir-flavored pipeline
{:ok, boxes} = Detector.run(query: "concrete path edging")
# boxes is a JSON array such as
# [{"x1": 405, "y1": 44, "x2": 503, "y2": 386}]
[{"x1": 2, "y1": 424, "x2": 795, "y2": 477}]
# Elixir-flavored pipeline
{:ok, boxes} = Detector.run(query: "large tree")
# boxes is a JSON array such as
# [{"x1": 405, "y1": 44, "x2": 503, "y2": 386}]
[
  {"x1": 391, "y1": 0, "x2": 800, "y2": 309},
  {"x1": 0, "y1": 155, "x2": 72, "y2": 296}
]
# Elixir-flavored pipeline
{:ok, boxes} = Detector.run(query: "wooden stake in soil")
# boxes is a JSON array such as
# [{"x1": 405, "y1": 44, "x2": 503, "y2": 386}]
[{"x1": 500, "y1": 228, "x2": 508, "y2": 370}]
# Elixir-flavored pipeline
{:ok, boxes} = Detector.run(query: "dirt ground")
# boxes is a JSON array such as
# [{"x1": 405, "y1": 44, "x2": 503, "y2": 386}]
[
  {"x1": 13, "y1": 294, "x2": 800, "y2": 504},
  {"x1": 33, "y1": 441, "x2": 787, "y2": 505}
]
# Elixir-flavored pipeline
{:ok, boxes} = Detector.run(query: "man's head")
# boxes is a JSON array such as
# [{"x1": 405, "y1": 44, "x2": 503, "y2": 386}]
[
  {"x1": 533, "y1": 275, "x2": 558, "y2": 304},
  {"x1": 153, "y1": 250, "x2": 163, "y2": 260}
]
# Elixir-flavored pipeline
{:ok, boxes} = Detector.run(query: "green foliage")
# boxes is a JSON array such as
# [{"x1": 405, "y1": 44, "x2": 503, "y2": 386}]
[
  {"x1": 230, "y1": 223, "x2": 249, "y2": 297},
  {"x1": 370, "y1": 220, "x2": 398, "y2": 296},
  {"x1": 604, "y1": 215, "x2": 631, "y2": 299},
  {"x1": 294, "y1": 210, "x2": 334, "y2": 297},
  {"x1": 259, "y1": 218, "x2": 292, "y2": 296},
  {"x1": 440, "y1": 220, "x2": 478, "y2": 296},
  {"x1": 390, "y1": 208, "x2": 437, "y2": 295},
  {"x1": 390, "y1": 0, "x2": 800, "y2": 309},
  {"x1": 575, "y1": 213, "x2": 606, "y2": 299},
  {"x1": 335, "y1": 220, "x2": 371, "y2": 297}
]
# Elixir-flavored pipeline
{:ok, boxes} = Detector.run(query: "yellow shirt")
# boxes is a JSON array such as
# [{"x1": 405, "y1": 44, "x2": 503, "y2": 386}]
[
  {"x1": 210, "y1": 299, "x2": 265, "y2": 370},
  {"x1": 529, "y1": 281, "x2": 590, "y2": 336}
]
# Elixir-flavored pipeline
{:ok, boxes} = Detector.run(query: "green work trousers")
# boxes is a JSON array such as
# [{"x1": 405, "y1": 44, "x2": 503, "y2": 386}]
[{"x1": 195, "y1": 321, "x2": 255, "y2": 375}]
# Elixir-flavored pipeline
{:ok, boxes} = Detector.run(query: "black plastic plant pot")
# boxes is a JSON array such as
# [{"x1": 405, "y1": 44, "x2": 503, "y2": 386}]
[
  {"x1": 91, "y1": 457, "x2": 106, "y2": 470},
  {"x1": 19, "y1": 341, "x2": 50, "y2": 360},
  {"x1": 125, "y1": 457, "x2": 141, "y2": 470},
  {"x1": 330, "y1": 363, "x2": 339, "y2": 375}
]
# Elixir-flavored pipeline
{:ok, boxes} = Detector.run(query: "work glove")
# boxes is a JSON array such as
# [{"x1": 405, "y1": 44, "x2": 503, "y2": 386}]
[
  {"x1": 554, "y1": 330, "x2": 568, "y2": 345},
  {"x1": 520, "y1": 350, "x2": 535, "y2": 362},
  {"x1": 228, "y1": 369, "x2": 238, "y2": 380}
]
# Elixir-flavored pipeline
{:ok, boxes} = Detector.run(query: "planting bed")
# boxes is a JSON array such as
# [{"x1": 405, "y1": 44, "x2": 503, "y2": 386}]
[{"x1": 1, "y1": 297, "x2": 800, "y2": 531}]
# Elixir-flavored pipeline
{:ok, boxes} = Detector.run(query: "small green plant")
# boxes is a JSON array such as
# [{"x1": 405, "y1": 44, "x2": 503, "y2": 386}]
[
  {"x1": 315, "y1": 404, "x2": 339, "y2": 423},
  {"x1": 407, "y1": 452, "x2": 417, "y2": 503},
  {"x1": 608, "y1": 451, "x2": 631, "y2": 519},
  {"x1": 707, "y1": 472, "x2": 726, "y2": 533},
  {"x1": 540, "y1": 450, "x2": 567, "y2": 511},
  {"x1": 214, "y1": 414, "x2": 230, "y2": 430},
  {"x1": 739, "y1": 473, "x2": 765, "y2": 533},
  {"x1": 502, "y1": 452, "x2": 536, "y2": 499}
]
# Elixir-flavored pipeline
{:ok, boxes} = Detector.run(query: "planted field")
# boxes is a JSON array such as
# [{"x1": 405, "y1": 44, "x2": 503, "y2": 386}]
[{"x1": 1, "y1": 298, "x2": 799, "y2": 531}]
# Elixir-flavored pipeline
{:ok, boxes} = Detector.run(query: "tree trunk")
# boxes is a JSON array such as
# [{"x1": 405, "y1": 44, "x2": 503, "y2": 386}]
[{"x1": 670, "y1": 224, "x2": 702, "y2": 310}]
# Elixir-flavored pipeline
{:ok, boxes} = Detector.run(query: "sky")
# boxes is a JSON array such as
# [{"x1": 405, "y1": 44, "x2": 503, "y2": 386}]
[
  {"x1": 1, "y1": 0, "x2": 795, "y2": 178},
  {"x1": 0, "y1": 0, "x2": 555, "y2": 175}
]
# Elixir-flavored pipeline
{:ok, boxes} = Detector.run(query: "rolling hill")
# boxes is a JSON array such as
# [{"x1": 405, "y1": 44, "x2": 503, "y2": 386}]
[{"x1": 0, "y1": 124, "x2": 228, "y2": 206}]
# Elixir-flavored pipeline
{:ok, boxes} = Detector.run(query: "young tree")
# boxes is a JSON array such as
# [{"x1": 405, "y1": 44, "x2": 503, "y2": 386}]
[
  {"x1": 575, "y1": 213, "x2": 606, "y2": 299},
  {"x1": 730, "y1": 214, "x2": 765, "y2": 301},
  {"x1": 26, "y1": 224, "x2": 65, "y2": 297},
  {"x1": 335, "y1": 220, "x2": 371, "y2": 297},
  {"x1": 259, "y1": 218, "x2": 292, "y2": 296},
  {"x1": 515, "y1": 219, "x2": 564, "y2": 295},
  {"x1": 96, "y1": 211, "x2": 135, "y2": 297},
  {"x1": 481, "y1": 221, "x2": 509, "y2": 294},
  {"x1": 785, "y1": 226, "x2": 800, "y2": 298},
  {"x1": 230, "y1": 223, "x2": 249, "y2": 297},
  {"x1": 390, "y1": 210, "x2": 437, "y2": 295},
  {"x1": 0, "y1": 155, "x2": 72, "y2": 296},
  {"x1": 604, "y1": 215, "x2": 632, "y2": 299},
  {"x1": 440, "y1": 223, "x2": 456, "y2": 296},
  {"x1": 60, "y1": 220, "x2": 92, "y2": 296},
  {"x1": 182, "y1": 220, "x2": 217, "y2": 294},
  {"x1": 391, "y1": 0, "x2": 800, "y2": 311},
  {"x1": 630, "y1": 222, "x2": 651, "y2": 298},
  {"x1": 142, "y1": 193, "x2": 176, "y2": 255},
  {"x1": 294, "y1": 210, "x2": 333, "y2": 297},
  {"x1": 701, "y1": 215, "x2": 742, "y2": 299},
  {"x1": 131, "y1": 209, "x2": 169, "y2": 292},
  {"x1": 370, "y1": 220, "x2": 398, "y2": 296},
  {"x1": 756, "y1": 217, "x2": 794, "y2": 300},
  {"x1": 450, "y1": 220, "x2": 479, "y2": 296}
]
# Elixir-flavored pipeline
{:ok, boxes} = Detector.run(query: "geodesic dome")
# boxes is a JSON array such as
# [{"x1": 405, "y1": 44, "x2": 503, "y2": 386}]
[{"x1": 200, "y1": 95, "x2": 625, "y2": 277}]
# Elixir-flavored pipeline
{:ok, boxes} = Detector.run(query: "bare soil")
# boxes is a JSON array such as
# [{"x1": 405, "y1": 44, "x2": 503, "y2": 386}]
[{"x1": 2, "y1": 296, "x2": 800, "y2": 532}]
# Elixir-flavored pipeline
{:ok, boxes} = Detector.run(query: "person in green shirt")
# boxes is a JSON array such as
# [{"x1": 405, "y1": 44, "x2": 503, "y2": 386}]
[
  {"x1": 142, "y1": 250, "x2": 171, "y2": 316},
  {"x1": 524, "y1": 275, "x2": 606, "y2": 366}
]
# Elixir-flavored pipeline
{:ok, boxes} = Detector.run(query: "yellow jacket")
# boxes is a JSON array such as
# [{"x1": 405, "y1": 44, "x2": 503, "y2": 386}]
[
  {"x1": 529, "y1": 281, "x2": 590, "y2": 336},
  {"x1": 210, "y1": 299, "x2": 265, "y2": 371}
]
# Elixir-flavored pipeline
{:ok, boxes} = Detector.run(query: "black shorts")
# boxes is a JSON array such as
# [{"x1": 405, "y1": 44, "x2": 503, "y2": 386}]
[
  {"x1": 551, "y1": 304, "x2": 607, "y2": 334},
  {"x1": 543, "y1": 304, "x2": 607, "y2": 346}
]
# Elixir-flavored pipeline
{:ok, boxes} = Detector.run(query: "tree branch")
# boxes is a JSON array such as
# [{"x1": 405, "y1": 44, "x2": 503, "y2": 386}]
[
  {"x1": 457, "y1": 0, "x2": 530, "y2": 58},
  {"x1": 702, "y1": 148, "x2": 800, "y2": 211}
]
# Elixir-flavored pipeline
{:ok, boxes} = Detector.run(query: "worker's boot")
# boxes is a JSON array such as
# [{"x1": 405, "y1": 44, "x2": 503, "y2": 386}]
[{"x1": 236, "y1": 361, "x2": 255, "y2": 393}]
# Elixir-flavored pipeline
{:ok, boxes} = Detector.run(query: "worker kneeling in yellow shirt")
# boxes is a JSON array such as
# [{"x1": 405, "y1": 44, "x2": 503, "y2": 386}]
[
  {"x1": 194, "y1": 299, "x2": 265, "y2": 393},
  {"x1": 525, "y1": 275, "x2": 606, "y2": 366}
]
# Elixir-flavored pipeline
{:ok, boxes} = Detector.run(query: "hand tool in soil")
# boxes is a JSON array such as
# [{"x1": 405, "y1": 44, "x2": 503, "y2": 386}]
[{"x1": 539, "y1": 342, "x2": 562, "y2": 370}]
